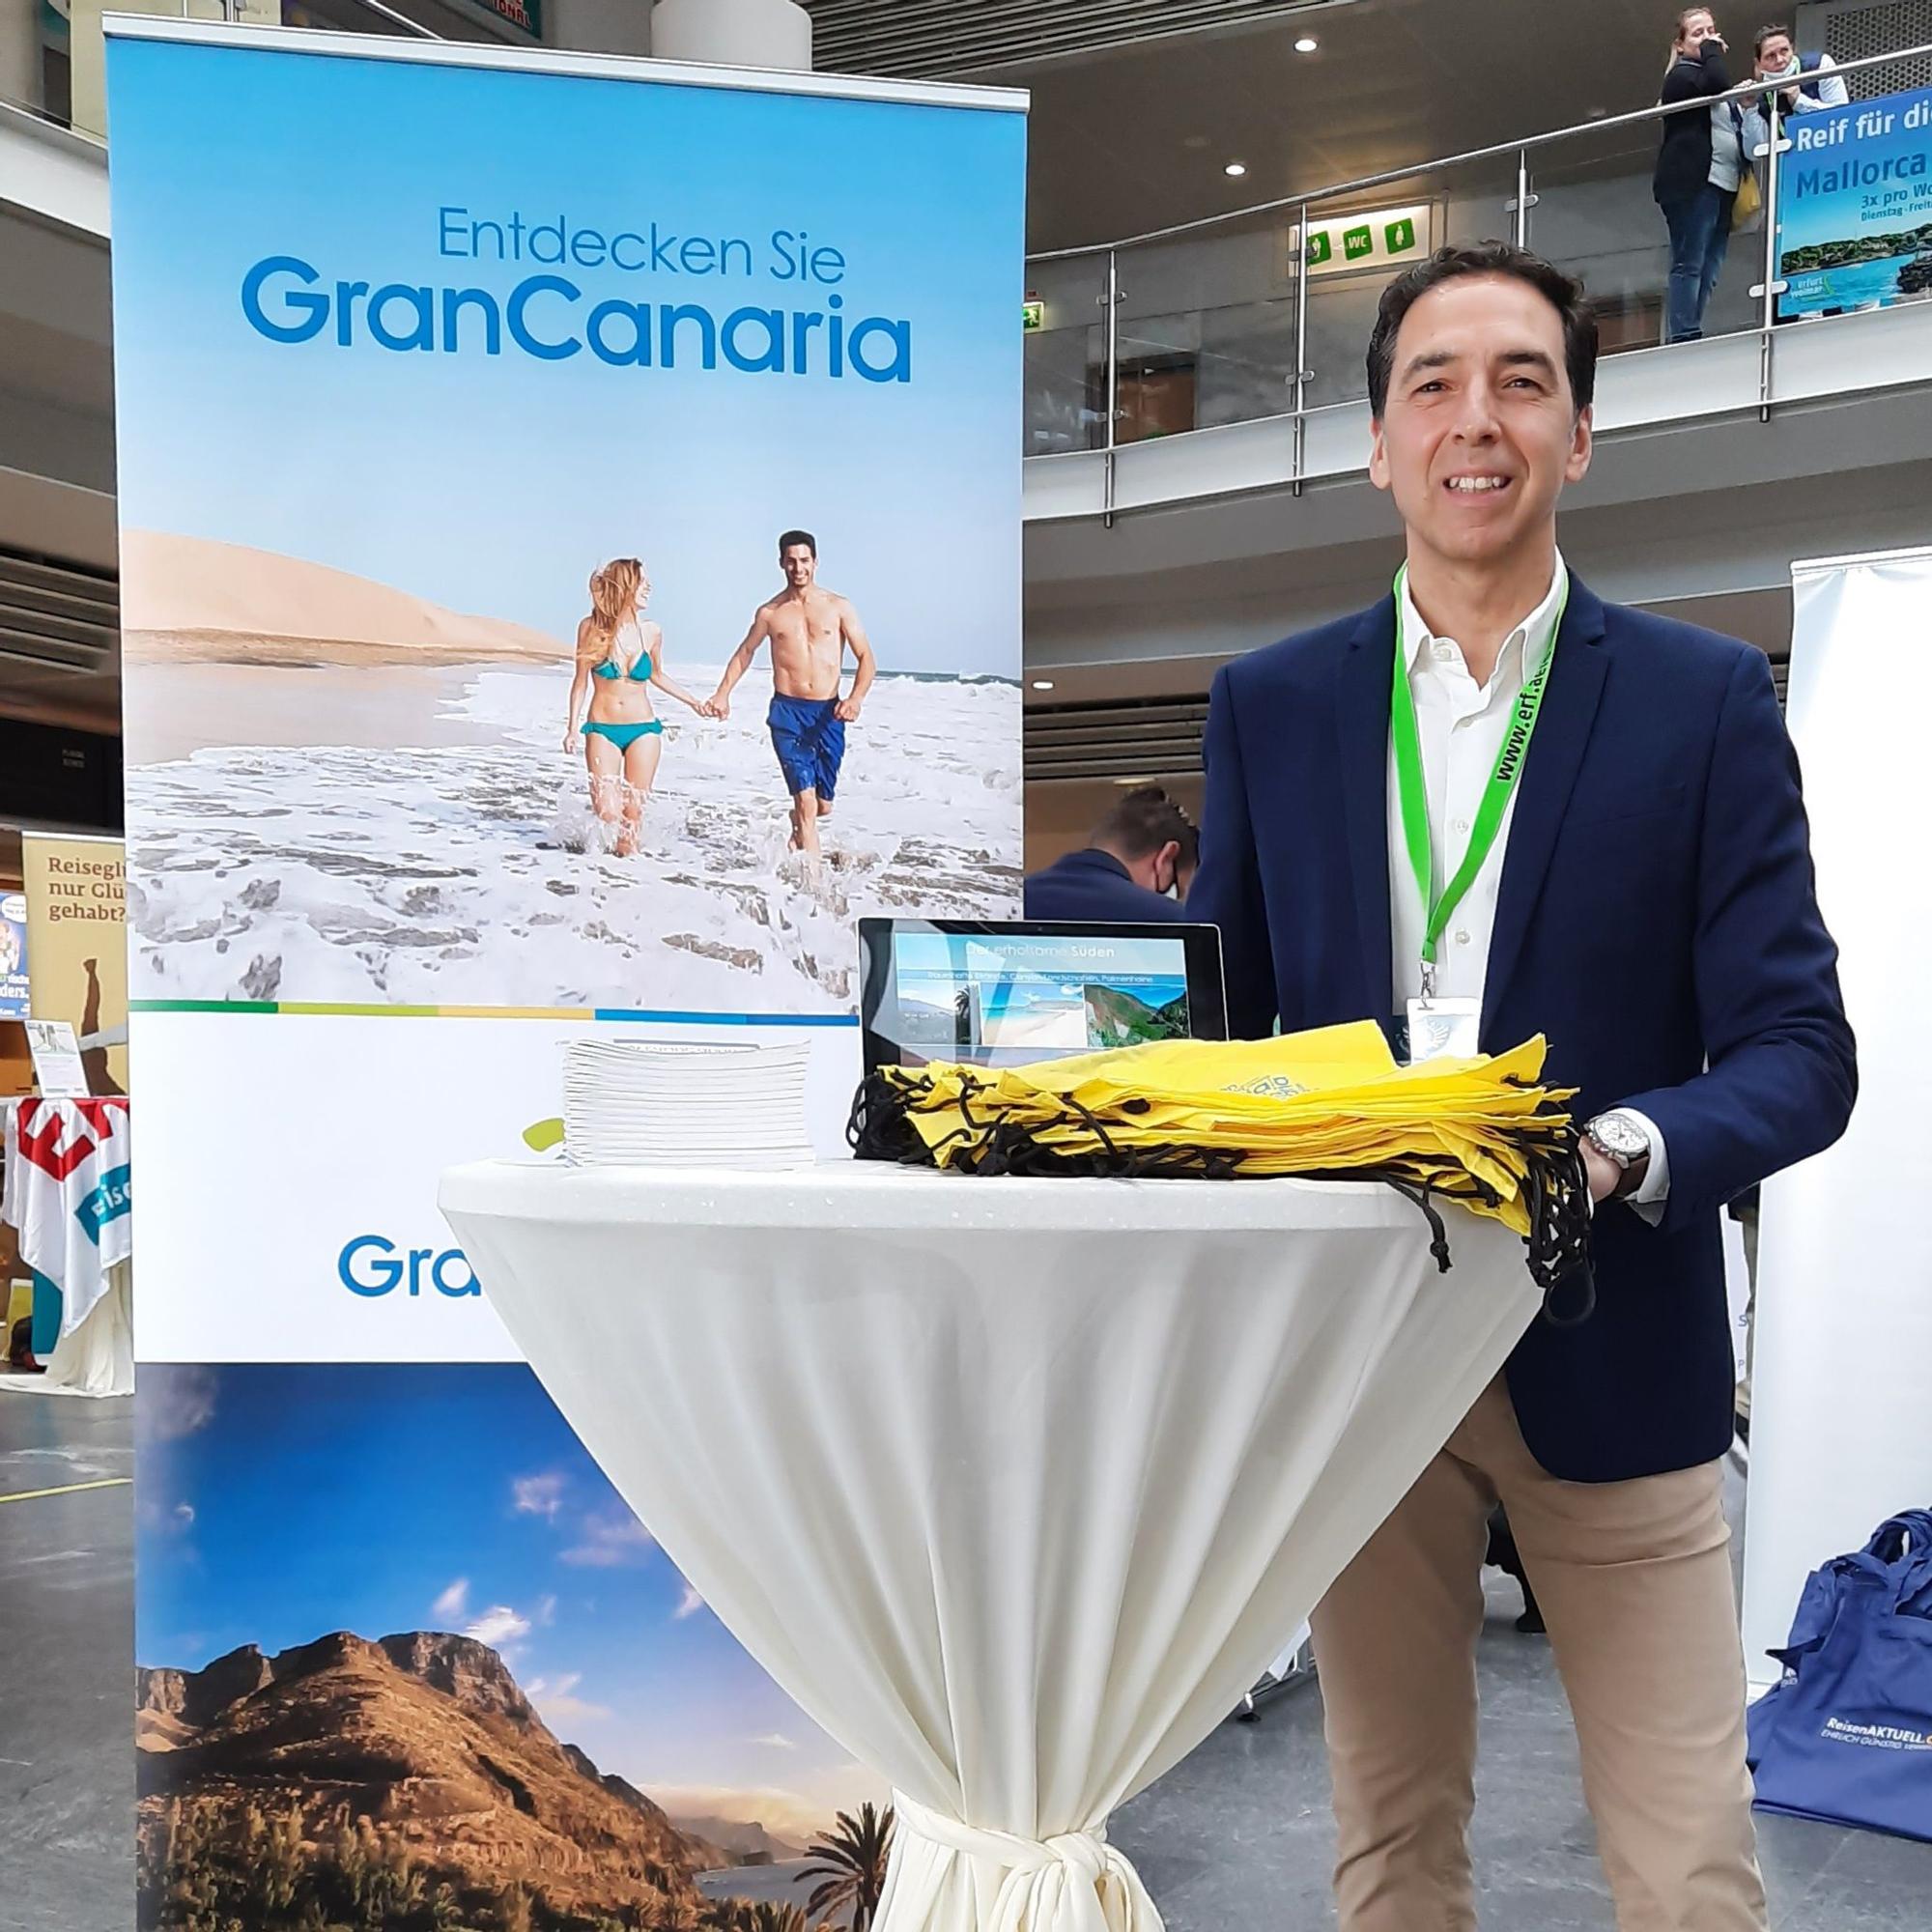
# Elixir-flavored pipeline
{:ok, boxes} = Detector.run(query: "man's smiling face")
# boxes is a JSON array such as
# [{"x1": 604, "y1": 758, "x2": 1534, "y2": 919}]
[{"x1": 1369, "y1": 273, "x2": 1593, "y2": 569}]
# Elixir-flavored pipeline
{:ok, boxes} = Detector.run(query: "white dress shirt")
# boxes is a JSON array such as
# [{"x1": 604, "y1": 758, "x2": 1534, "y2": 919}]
[{"x1": 1387, "y1": 552, "x2": 1669, "y2": 1210}]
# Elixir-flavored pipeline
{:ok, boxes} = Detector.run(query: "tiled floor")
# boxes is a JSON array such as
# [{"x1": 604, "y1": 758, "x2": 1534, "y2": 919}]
[
  {"x1": 4, "y1": 1396, "x2": 1926, "y2": 1931},
  {"x1": 0, "y1": 1391, "x2": 136, "y2": 1932}
]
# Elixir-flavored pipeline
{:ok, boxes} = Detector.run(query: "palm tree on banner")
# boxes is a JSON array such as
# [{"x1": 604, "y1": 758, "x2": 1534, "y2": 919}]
[
  {"x1": 750, "y1": 1905, "x2": 810, "y2": 1932},
  {"x1": 797, "y1": 1803, "x2": 895, "y2": 1930}
]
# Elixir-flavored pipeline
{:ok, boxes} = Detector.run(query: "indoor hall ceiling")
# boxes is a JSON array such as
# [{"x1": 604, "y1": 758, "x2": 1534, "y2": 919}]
[
  {"x1": 985, "y1": 0, "x2": 1717, "y2": 252},
  {"x1": 803, "y1": 0, "x2": 1340, "y2": 79}
]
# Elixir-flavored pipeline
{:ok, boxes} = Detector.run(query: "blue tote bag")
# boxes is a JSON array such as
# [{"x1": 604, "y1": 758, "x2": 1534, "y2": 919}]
[{"x1": 1747, "y1": 1510, "x2": 1932, "y2": 1841}]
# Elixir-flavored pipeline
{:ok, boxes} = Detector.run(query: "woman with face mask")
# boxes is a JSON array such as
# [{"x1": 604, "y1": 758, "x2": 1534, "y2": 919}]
[{"x1": 1742, "y1": 22, "x2": 1849, "y2": 168}]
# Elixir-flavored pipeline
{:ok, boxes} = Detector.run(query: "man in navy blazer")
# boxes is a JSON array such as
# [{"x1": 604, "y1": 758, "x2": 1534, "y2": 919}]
[
  {"x1": 1189, "y1": 242, "x2": 1854, "y2": 1931},
  {"x1": 1024, "y1": 783, "x2": 1197, "y2": 923}
]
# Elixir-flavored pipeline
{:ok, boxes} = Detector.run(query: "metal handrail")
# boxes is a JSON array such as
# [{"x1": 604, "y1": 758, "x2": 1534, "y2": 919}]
[
  {"x1": 350, "y1": 0, "x2": 443, "y2": 37},
  {"x1": 1029, "y1": 36, "x2": 1932, "y2": 261}
]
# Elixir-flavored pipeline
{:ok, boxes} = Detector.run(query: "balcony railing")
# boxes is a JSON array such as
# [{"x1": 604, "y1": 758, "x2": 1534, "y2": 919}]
[
  {"x1": 1024, "y1": 42, "x2": 1932, "y2": 510},
  {"x1": 4, "y1": 0, "x2": 445, "y2": 143}
]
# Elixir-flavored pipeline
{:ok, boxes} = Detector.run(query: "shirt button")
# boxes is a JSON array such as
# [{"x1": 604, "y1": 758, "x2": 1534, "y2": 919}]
[
  {"x1": 1453, "y1": 817, "x2": 1469, "y2": 834},
  {"x1": 1433, "y1": 641, "x2": 1456, "y2": 663},
  {"x1": 1455, "y1": 930, "x2": 1472, "y2": 946}
]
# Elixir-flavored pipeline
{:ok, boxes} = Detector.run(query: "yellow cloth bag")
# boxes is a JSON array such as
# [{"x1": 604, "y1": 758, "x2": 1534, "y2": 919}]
[{"x1": 869, "y1": 1022, "x2": 1576, "y2": 1239}]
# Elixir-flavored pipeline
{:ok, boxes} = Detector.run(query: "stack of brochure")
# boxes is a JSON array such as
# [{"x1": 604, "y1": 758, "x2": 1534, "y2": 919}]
[{"x1": 563, "y1": 1038, "x2": 815, "y2": 1170}]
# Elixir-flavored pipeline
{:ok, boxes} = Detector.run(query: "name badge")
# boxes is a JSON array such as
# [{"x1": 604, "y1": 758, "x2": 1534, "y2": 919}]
[{"x1": 1406, "y1": 997, "x2": 1481, "y2": 1065}]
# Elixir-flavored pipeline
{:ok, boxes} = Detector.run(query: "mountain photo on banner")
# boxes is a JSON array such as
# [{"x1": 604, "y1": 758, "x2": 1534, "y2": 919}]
[
  {"x1": 107, "y1": 42, "x2": 1024, "y2": 1014},
  {"x1": 135, "y1": 1362, "x2": 892, "y2": 1931}
]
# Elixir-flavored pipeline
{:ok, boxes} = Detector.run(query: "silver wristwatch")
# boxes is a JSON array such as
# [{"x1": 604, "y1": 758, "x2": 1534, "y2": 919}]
[{"x1": 1584, "y1": 1111, "x2": 1651, "y2": 1173}]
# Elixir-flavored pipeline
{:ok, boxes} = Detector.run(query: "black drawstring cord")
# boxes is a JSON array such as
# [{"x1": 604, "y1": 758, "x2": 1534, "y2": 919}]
[{"x1": 848, "y1": 1072, "x2": 1596, "y2": 1316}]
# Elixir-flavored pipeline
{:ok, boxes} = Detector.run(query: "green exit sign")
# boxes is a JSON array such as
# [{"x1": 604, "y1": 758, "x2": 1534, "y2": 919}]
[{"x1": 1022, "y1": 298, "x2": 1044, "y2": 331}]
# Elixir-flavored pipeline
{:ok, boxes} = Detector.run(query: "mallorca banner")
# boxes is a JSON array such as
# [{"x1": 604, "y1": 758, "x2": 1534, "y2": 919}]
[
  {"x1": 1776, "y1": 84, "x2": 1932, "y2": 319},
  {"x1": 106, "y1": 18, "x2": 1024, "y2": 1931}
]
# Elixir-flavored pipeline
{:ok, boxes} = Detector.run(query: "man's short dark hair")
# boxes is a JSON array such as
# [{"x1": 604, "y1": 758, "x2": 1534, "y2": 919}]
[
  {"x1": 1365, "y1": 242, "x2": 1598, "y2": 419},
  {"x1": 779, "y1": 529, "x2": 817, "y2": 556},
  {"x1": 1094, "y1": 784, "x2": 1200, "y2": 869},
  {"x1": 1754, "y1": 21, "x2": 1795, "y2": 55}
]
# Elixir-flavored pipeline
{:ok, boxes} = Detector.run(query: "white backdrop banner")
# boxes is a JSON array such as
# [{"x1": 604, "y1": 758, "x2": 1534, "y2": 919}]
[{"x1": 1741, "y1": 549, "x2": 1932, "y2": 1695}]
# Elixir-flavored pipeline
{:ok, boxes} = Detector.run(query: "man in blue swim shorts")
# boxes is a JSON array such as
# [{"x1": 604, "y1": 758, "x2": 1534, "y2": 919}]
[{"x1": 707, "y1": 529, "x2": 878, "y2": 866}]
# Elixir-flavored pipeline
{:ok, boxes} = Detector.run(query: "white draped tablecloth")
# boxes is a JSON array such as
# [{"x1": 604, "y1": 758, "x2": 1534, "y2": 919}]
[{"x1": 440, "y1": 1159, "x2": 1544, "y2": 1932}]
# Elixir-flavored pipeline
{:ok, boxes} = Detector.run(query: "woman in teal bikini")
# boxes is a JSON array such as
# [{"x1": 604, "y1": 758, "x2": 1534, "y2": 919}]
[{"x1": 564, "y1": 557, "x2": 706, "y2": 857}]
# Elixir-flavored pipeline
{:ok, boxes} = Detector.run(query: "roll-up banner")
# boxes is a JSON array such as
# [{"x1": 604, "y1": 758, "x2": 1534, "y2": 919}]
[
  {"x1": 1740, "y1": 548, "x2": 1932, "y2": 1696},
  {"x1": 107, "y1": 19, "x2": 1025, "y2": 1927}
]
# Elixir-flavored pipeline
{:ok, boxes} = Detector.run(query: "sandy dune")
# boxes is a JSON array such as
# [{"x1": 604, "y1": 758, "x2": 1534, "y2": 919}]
[{"x1": 120, "y1": 529, "x2": 564, "y2": 667}]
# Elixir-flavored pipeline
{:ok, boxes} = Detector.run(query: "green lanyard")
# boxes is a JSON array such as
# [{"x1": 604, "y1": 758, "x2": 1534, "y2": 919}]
[{"x1": 1390, "y1": 565, "x2": 1568, "y2": 992}]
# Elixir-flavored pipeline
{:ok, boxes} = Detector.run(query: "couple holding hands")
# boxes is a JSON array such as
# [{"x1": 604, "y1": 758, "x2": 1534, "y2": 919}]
[{"x1": 565, "y1": 529, "x2": 877, "y2": 861}]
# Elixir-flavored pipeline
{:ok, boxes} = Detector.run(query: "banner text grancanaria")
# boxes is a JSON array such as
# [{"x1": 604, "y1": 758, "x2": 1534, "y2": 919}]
[{"x1": 241, "y1": 256, "x2": 913, "y2": 381}]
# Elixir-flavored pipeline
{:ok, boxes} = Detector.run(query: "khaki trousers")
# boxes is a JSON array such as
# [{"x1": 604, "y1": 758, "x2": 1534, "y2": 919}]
[{"x1": 1308, "y1": 1377, "x2": 1766, "y2": 1932}]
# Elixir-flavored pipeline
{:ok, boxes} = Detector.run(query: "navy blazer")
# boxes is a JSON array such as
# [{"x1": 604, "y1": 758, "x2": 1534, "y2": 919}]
[
  {"x1": 1024, "y1": 848, "x2": 1189, "y2": 924},
  {"x1": 1188, "y1": 576, "x2": 1856, "y2": 1483}
]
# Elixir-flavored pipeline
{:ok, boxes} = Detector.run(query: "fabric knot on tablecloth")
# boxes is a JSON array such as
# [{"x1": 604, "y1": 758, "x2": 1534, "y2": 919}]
[{"x1": 891, "y1": 1792, "x2": 1164, "y2": 1932}]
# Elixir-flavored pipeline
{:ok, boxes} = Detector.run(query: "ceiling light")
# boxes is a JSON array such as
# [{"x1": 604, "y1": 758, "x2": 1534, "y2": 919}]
[
  {"x1": 1030, "y1": 679, "x2": 1056, "y2": 691},
  {"x1": 1224, "y1": 160, "x2": 1247, "y2": 178},
  {"x1": 1294, "y1": 36, "x2": 1319, "y2": 54}
]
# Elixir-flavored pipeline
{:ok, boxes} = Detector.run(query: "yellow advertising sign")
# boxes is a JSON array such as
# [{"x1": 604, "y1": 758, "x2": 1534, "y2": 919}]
[{"x1": 20, "y1": 834, "x2": 127, "y2": 1095}]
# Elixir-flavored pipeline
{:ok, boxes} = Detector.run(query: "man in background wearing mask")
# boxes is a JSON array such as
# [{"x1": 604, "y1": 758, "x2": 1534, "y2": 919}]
[{"x1": 1024, "y1": 785, "x2": 1197, "y2": 923}]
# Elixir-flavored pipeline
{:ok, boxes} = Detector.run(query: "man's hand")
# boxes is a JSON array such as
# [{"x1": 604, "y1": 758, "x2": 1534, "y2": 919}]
[
  {"x1": 708, "y1": 690, "x2": 731, "y2": 721},
  {"x1": 1580, "y1": 1138, "x2": 1651, "y2": 1205},
  {"x1": 1581, "y1": 1138, "x2": 1621, "y2": 1205},
  {"x1": 835, "y1": 696, "x2": 863, "y2": 724}
]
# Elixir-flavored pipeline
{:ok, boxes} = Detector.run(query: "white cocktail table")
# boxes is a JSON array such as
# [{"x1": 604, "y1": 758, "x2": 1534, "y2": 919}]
[{"x1": 440, "y1": 1159, "x2": 1542, "y2": 1932}]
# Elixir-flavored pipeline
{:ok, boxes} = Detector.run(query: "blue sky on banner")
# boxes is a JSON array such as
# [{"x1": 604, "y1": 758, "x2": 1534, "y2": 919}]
[
  {"x1": 105, "y1": 37, "x2": 1024, "y2": 676},
  {"x1": 136, "y1": 1362, "x2": 872, "y2": 1827}
]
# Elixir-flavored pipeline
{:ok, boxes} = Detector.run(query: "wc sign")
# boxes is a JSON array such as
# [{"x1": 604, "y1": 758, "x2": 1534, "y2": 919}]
[{"x1": 1298, "y1": 203, "x2": 1434, "y2": 279}]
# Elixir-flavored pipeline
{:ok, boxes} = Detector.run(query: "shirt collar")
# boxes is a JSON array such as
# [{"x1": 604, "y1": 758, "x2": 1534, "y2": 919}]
[{"x1": 1400, "y1": 549, "x2": 1569, "y2": 687}]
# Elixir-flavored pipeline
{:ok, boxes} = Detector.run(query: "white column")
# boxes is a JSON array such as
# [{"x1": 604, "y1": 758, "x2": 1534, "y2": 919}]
[
  {"x1": 544, "y1": 0, "x2": 652, "y2": 56},
  {"x1": 650, "y1": 0, "x2": 810, "y2": 71},
  {"x1": 1, "y1": 0, "x2": 42, "y2": 114}
]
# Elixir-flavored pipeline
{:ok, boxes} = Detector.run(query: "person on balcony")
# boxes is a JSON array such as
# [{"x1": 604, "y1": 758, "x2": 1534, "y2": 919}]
[
  {"x1": 1023, "y1": 785, "x2": 1197, "y2": 922},
  {"x1": 1655, "y1": 9, "x2": 1747, "y2": 342},
  {"x1": 1743, "y1": 23, "x2": 1850, "y2": 166}
]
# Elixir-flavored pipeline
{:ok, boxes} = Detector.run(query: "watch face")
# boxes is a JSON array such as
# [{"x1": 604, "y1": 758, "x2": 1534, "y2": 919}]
[{"x1": 1591, "y1": 1114, "x2": 1648, "y2": 1159}]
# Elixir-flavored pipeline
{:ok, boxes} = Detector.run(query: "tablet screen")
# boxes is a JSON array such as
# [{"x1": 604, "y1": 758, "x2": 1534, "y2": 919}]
[{"x1": 859, "y1": 918, "x2": 1228, "y2": 1071}]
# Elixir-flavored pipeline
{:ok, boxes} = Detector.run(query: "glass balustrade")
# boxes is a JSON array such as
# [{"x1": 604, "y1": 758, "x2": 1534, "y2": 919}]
[
  {"x1": 1302, "y1": 151, "x2": 1521, "y2": 409},
  {"x1": 1023, "y1": 254, "x2": 1113, "y2": 455},
  {"x1": 1023, "y1": 43, "x2": 1932, "y2": 464},
  {"x1": 1109, "y1": 210, "x2": 1301, "y2": 439},
  {"x1": 1529, "y1": 118, "x2": 1760, "y2": 353}
]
